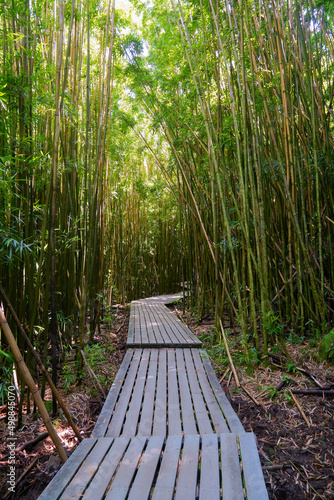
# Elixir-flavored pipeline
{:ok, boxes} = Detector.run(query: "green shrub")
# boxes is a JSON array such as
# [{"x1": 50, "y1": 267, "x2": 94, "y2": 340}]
[{"x1": 318, "y1": 329, "x2": 334, "y2": 362}]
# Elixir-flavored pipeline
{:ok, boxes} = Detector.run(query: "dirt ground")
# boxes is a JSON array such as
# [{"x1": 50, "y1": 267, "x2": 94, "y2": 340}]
[
  {"x1": 171, "y1": 304, "x2": 334, "y2": 500},
  {"x1": 0, "y1": 301, "x2": 333, "y2": 499},
  {"x1": 0, "y1": 306, "x2": 129, "y2": 500}
]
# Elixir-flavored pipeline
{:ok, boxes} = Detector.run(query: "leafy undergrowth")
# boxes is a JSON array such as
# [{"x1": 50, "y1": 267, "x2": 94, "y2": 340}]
[
  {"x1": 0, "y1": 306, "x2": 129, "y2": 500},
  {"x1": 1, "y1": 301, "x2": 333, "y2": 499},
  {"x1": 169, "y1": 302, "x2": 334, "y2": 500}
]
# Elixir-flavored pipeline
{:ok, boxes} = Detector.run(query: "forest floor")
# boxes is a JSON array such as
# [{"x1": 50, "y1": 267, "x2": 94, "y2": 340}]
[
  {"x1": 0, "y1": 300, "x2": 333, "y2": 499},
  {"x1": 169, "y1": 303, "x2": 334, "y2": 500}
]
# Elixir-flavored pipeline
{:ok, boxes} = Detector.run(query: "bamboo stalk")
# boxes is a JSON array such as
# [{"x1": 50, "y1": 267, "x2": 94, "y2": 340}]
[
  {"x1": 0, "y1": 306, "x2": 68, "y2": 463},
  {"x1": 0, "y1": 283, "x2": 83, "y2": 442},
  {"x1": 219, "y1": 319, "x2": 240, "y2": 388},
  {"x1": 289, "y1": 390, "x2": 311, "y2": 428}
]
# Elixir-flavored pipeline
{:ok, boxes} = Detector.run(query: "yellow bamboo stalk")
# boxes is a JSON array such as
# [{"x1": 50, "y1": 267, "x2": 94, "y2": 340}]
[
  {"x1": 0, "y1": 307, "x2": 68, "y2": 463},
  {"x1": 219, "y1": 318, "x2": 240, "y2": 388}
]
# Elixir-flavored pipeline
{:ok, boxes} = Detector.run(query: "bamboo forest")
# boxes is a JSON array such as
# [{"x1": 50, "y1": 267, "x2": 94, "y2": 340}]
[{"x1": 1, "y1": 0, "x2": 334, "y2": 498}]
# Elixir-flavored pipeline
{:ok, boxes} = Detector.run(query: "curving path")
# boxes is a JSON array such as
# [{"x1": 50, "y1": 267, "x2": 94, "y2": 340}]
[{"x1": 38, "y1": 294, "x2": 269, "y2": 500}]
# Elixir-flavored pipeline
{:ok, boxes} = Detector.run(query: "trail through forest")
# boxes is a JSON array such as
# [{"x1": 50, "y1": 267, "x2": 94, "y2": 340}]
[{"x1": 1, "y1": 0, "x2": 334, "y2": 498}]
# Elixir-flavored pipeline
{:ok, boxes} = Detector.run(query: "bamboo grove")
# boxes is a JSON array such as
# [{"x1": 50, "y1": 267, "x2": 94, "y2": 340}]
[
  {"x1": 0, "y1": 0, "x2": 334, "y2": 408},
  {"x1": 126, "y1": 0, "x2": 334, "y2": 363},
  {"x1": 0, "y1": 0, "x2": 180, "y2": 413}
]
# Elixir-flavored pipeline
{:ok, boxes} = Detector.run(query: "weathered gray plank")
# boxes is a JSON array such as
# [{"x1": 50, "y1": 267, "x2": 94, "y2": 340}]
[
  {"x1": 121, "y1": 349, "x2": 149, "y2": 436},
  {"x1": 200, "y1": 350, "x2": 245, "y2": 434},
  {"x1": 150, "y1": 304, "x2": 179, "y2": 344},
  {"x1": 92, "y1": 350, "x2": 133, "y2": 438},
  {"x1": 106, "y1": 349, "x2": 142, "y2": 437},
  {"x1": 143, "y1": 302, "x2": 164, "y2": 344},
  {"x1": 239, "y1": 432, "x2": 269, "y2": 500},
  {"x1": 192, "y1": 349, "x2": 229, "y2": 433},
  {"x1": 174, "y1": 434, "x2": 200, "y2": 500},
  {"x1": 175, "y1": 349, "x2": 197, "y2": 434},
  {"x1": 156, "y1": 304, "x2": 201, "y2": 345},
  {"x1": 83, "y1": 437, "x2": 130, "y2": 500},
  {"x1": 38, "y1": 439, "x2": 97, "y2": 500},
  {"x1": 167, "y1": 349, "x2": 182, "y2": 435},
  {"x1": 183, "y1": 349, "x2": 213, "y2": 434},
  {"x1": 155, "y1": 304, "x2": 186, "y2": 343},
  {"x1": 221, "y1": 433, "x2": 244, "y2": 500},
  {"x1": 138, "y1": 302, "x2": 149, "y2": 344},
  {"x1": 199, "y1": 434, "x2": 220, "y2": 500},
  {"x1": 138, "y1": 349, "x2": 158, "y2": 436},
  {"x1": 134, "y1": 301, "x2": 141, "y2": 344},
  {"x1": 151, "y1": 435, "x2": 182, "y2": 500},
  {"x1": 127, "y1": 303, "x2": 135, "y2": 344},
  {"x1": 104, "y1": 436, "x2": 146, "y2": 499},
  {"x1": 153, "y1": 349, "x2": 167, "y2": 436},
  {"x1": 127, "y1": 435, "x2": 165, "y2": 500},
  {"x1": 59, "y1": 438, "x2": 113, "y2": 499}
]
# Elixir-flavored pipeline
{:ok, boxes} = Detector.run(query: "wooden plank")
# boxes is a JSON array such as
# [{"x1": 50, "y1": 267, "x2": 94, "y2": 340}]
[
  {"x1": 143, "y1": 302, "x2": 164, "y2": 344},
  {"x1": 92, "y1": 350, "x2": 133, "y2": 437},
  {"x1": 127, "y1": 435, "x2": 165, "y2": 500},
  {"x1": 83, "y1": 437, "x2": 130, "y2": 500},
  {"x1": 150, "y1": 304, "x2": 179, "y2": 344},
  {"x1": 156, "y1": 304, "x2": 201, "y2": 345},
  {"x1": 167, "y1": 348, "x2": 182, "y2": 435},
  {"x1": 221, "y1": 433, "x2": 244, "y2": 500},
  {"x1": 59, "y1": 438, "x2": 113, "y2": 499},
  {"x1": 191, "y1": 349, "x2": 229, "y2": 433},
  {"x1": 104, "y1": 436, "x2": 147, "y2": 499},
  {"x1": 153, "y1": 349, "x2": 167, "y2": 436},
  {"x1": 175, "y1": 349, "x2": 197, "y2": 434},
  {"x1": 199, "y1": 434, "x2": 220, "y2": 500},
  {"x1": 141, "y1": 302, "x2": 157, "y2": 344},
  {"x1": 121, "y1": 349, "x2": 149, "y2": 436},
  {"x1": 183, "y1": 349, "x2": 213, "y2": 434},
  {"x1": 134, "y1": 301, "x2": 141, "y2": 344},
  {"x1": 138, "y1": 302, "x2": 149, "y2": 344},
  {"x1": 143, "y1": 292, "x2": 183, "y2": 305},
  {"x1": 138, "y1": 349, "x2": 158, "y2": 436},
  {"x1": 239, "y1": 432, "x2": 269, "y2": 500},
  {"x1": 174, "y1": 434, "x2": 200, "y2": 500},
  {"x1": 200, "y1": 350, "x2": 245, "y2": 434},
  {"x1": 155, "y1": 304, "x2": 186, "y2": 344},
  {"x1": 127, "y1": 302, "x2": 136, "y2": 344},
  {"x1": 151, "y1": 435, "x2": 182, "y2": 500},
  {"x1": 38, "y1": 439, "x2": 97, "y2": 500},
  {"x1": 106, "y1": 349, "x2": 142, "y2": 437}
]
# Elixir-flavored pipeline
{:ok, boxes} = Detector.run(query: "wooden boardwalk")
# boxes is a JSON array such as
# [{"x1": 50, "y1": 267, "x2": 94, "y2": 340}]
[
  {"x1": 127, "y1": 298, "x2": 201, "y2": 347},
  {"x1": 38, "y1": 294, "x2": 268, "y2": 500},
  {"x1": 92, "y1": 348, "x2": 243, "y2": 438}
]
